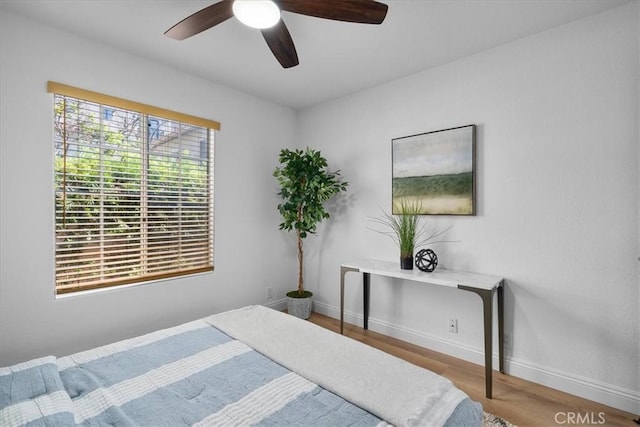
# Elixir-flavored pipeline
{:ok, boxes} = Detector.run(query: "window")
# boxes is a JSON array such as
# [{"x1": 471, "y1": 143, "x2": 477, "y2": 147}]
[
  {"x1": 49, "y1": 82, "x2": 220, "y2": 295},
  {"x1": 103, "y1": 107, "x2": 114, "y2": 121}
]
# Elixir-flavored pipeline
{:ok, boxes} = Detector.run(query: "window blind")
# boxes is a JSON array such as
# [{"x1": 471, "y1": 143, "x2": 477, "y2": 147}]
[{"x1": 50, "y1": 83, "x2": 216, "y2": 294}]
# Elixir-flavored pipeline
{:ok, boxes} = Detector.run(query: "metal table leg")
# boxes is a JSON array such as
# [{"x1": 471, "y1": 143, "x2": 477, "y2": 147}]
[
  {"x1": 340, "y1": 266, "x2": 360, "y2": 334},
  {"x1": 498, "y1": 281, "x2": 505, "y2": 373},
  {"x1": 363, "y1": 272, "x2": 370, "y2": 330},
  {"x1": 458, "y1": 284, "x2": 502, "y2": 399}
]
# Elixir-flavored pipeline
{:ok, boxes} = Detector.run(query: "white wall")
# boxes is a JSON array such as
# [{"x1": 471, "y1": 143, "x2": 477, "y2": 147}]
[
  {"x1": 0, "y1": 11, "x2": 297, "y2": 365},
  {"x1": 298, "y1": 3, "x2": 639, "y2": 412},
  {"x1": 637, "y1": 2, "x2": 640, "y2": 365}
]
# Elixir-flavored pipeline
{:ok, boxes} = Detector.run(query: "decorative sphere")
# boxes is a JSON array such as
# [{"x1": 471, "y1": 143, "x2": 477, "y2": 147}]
[{"x1": 415, "y1": 249, "x2": 438, "y2": 272}]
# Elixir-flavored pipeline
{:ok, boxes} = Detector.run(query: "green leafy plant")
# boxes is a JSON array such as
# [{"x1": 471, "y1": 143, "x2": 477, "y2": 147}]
[
  {"x1": 273, "y1": 148, "x2": 348, "y2": 297},
  {"x1": 369, "y1": 199, "x2": 452, "y2": 259}
]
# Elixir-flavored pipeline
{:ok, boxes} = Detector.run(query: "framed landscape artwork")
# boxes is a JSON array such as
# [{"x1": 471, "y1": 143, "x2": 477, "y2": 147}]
[{"x1": 392, "y1": 124, "x2": 476, "y2": 215}]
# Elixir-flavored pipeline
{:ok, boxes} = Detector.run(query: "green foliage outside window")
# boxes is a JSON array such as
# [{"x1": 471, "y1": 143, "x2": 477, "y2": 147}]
[{"x1": 54, "y1": 95, "x2": 212, "y2": 291}]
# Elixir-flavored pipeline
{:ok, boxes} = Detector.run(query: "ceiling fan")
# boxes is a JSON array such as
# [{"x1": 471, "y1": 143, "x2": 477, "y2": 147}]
[{"x1": 164, "y1": 0, "x2": 389, "y2": 69}]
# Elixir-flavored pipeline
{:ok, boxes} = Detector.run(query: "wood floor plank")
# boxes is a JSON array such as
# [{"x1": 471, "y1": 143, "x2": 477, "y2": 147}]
[{"x1": 307, "y1": 312, "x2": 637, "y2": 427}]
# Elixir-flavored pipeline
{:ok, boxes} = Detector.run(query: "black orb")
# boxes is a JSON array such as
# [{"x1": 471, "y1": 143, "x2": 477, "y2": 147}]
[{"x1": 415, "y1": 249, "x2": 438, "y2": 272}]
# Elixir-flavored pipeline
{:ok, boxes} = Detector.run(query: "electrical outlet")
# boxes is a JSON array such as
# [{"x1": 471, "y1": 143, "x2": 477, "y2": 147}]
[
  {"x1": 503, "y1": 332, "x2": 513, "y2": 349},
  {"x1": 448, "y1": 318, "x2": 458, "y2": 334},
  {"x1": 266, "y1": 287, "x2": 273, "y2": 300}
]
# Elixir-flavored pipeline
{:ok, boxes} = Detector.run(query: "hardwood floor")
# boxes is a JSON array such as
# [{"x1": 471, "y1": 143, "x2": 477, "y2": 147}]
[{"x1": 307, "y1": 312, "x2": 638, "y2": 427}]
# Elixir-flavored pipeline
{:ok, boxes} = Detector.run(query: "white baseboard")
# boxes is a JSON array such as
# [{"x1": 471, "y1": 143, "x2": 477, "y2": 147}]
[{"x1": 312, "y1": 301, "x2": 640, "y2": 415}]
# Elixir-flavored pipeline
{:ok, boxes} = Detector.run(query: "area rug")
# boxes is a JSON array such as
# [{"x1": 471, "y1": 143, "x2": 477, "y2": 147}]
[{"x1": 484, "y1": 411, "x2": 518, "y2": 427}]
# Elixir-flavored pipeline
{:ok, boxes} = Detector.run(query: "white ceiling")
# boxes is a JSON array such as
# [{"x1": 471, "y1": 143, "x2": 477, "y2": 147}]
[{"x1": 0, "y1": 0, "x2": 630, "y2": 109}]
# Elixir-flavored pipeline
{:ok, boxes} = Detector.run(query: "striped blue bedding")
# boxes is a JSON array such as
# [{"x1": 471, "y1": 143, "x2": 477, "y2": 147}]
[{"x1": 1, "y1": 313, "x2": 481, "y2": 426}]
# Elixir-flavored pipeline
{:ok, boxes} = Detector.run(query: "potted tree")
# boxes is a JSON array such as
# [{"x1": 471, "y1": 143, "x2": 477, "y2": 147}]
[{"x1": 273, "y1": 147, "x2": 348, "y2": 319}]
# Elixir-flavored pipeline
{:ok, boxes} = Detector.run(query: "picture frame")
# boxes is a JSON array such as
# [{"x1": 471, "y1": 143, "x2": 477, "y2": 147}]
[{"x1": 392, "y1": 124, "x2": 476, "y2": 215}]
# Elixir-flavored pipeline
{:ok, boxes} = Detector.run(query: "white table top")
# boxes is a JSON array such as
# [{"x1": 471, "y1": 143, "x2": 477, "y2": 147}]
[{"x1": 342, "y1": 259, "x2": 503, "y2": 291}]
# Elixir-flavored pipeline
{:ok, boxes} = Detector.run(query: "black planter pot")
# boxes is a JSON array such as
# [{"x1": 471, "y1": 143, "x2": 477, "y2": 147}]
[{"x1": 400, "y1": 255, "x2": 413, "y2": 270}]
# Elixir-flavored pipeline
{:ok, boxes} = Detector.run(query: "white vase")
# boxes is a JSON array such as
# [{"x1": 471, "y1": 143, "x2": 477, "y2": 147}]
[{"x1": 287, "y1": 295, "x2": 312, "y2": 319}]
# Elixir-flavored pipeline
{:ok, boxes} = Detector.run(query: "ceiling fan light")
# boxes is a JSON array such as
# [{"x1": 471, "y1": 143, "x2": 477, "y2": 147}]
[{"x1": 232, "y1": 0, "x2": 281, "y2": 29}]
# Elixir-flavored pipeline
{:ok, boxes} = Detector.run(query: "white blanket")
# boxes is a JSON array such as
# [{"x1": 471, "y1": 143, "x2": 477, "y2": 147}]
[{"x1": 206, "y1": 305, "x2": 467, "y2": 427}]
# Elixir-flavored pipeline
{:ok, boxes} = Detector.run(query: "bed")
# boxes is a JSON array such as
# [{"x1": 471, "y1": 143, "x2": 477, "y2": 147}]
[{"x1": 0, "y1": 305, "x2": 482, "y2": 426}]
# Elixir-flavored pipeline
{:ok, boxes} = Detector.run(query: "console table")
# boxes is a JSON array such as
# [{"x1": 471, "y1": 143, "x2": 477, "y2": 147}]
[{"x1": 340, "y1": 259, "x2": 505, "y2": 399}]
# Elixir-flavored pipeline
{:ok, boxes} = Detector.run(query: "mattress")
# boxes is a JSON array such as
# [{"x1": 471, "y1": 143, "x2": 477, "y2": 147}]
[{"x1": 0, "y1": 305, "x2": 482, "y2": 426}]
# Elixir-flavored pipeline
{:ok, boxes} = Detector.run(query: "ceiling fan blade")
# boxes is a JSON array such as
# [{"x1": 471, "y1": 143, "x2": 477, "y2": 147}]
[
  {"x1": 261, "y1": 20, "x2": 299, "y2": 68},
  {"x1": 165, "y1": 0, "x2": 234, "y2": 40},
  {"x1": 277, "y1": 0, "x2": 388, "y2": 24}
]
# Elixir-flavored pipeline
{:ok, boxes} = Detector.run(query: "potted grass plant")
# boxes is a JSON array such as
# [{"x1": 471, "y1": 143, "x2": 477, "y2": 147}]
[
  {"x1": 370, "y1": 199, "x2": 451, "y2": 270},
  {"x1": 273, "y1": 147, "x2": 348, "y2": 319}
]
